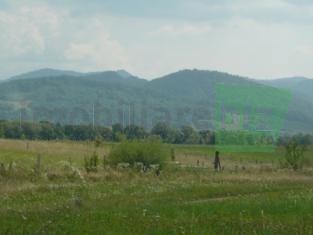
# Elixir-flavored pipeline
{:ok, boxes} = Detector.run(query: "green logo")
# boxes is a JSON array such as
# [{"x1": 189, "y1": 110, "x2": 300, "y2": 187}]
[{"x1": 214, "y1": 83, "x2": 292, "y2": 152}]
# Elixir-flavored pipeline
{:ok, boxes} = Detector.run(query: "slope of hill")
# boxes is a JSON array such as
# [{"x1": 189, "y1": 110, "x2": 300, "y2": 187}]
[
  {"x1": 116, "y1": 70, "x2": 134, "y2": 78},
  {"x1": 259, "y1": 77, "x2": 309, "y2": 89},
  {"x1": 294, "y1": 79, "x2": 313, "y2": 101},
  {"x1": 0, "y1": 69, "x2": 312, "y2": 133},
  {"x1": 258, "y1": 77, "x2": 313, "y2": 103}
]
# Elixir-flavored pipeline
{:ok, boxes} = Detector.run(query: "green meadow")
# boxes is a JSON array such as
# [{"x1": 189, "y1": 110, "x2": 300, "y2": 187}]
[{"x1": 1, "y1": 139, "x2": 313, "y2": 235}]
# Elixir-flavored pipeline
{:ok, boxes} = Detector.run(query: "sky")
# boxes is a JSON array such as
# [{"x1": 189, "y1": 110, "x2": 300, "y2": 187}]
[{"x1": 0, "y1": 0, "x2": 313, "y2": 80}]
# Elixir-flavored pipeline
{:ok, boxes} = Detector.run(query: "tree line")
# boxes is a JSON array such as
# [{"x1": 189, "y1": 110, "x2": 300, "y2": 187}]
[
  {"x1": 0, "y1": 120, "x2": 312, "y2": 146},
  {"x1": 0, "y1": 120, "x2": 213, "y2": 144}
]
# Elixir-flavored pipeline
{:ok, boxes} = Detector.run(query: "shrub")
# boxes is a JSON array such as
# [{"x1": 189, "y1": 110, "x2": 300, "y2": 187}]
[
  {"x1": 0, "y1": 163, "x2": 6, "y2": 177},
  {"x1": 34, "y1": 154, "x2": 41, "y2": 177},
  {"x1": 171, "y1": 148, "x2": 175, "y2": 161},
  {"x1": 84, "y1": 152, "x2": 99, "y2": 173},
  {"x1": 103, "y1": 154, "x2": 109, "y2": 168},
  {"x1": 284, "y1": 139, "x2": 307, "y2": 170},
  {"x1": 94, "y1": 135, "x2": 103, "y2": 148},
  {"x1": 109, "y1": 138, "x2": 168, "y2": 169}
]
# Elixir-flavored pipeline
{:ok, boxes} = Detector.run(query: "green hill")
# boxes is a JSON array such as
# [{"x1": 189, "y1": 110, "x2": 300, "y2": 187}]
[{"x1": 0, "y1": 69, "x2": 312, "y2": 133}]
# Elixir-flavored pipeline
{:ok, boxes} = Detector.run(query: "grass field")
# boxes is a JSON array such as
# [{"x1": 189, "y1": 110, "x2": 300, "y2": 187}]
[{"x1": 1, "y1": 139, "x2": 313, "y2": 234}]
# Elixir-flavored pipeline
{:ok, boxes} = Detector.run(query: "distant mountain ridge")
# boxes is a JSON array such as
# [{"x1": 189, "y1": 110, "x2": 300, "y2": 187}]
[
  {"x1": 9, "y1": 68, "x2": 136, "y2": 81},
  {"x1": 258, "y1": 76, "x2": 313, "y2": 102},
  {"x1": 258, "y1": 77, "x2": 311, "y2": 89},
  {"x1": 9, "y1": 68, "x2": 84, "y2": 80},
  {"x1": 0, "y1": 69, "x2": 312, "y2": 133}
]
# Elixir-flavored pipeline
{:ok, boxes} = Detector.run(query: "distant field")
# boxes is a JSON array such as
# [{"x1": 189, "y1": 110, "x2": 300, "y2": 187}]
[{"x1": 1, "y1": 139, "x2": 313, "y2": 234}]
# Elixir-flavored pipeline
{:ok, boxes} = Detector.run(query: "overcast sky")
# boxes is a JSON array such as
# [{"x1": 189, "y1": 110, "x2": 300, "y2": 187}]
[{"x1": 0, "y1": 0, "x2": 313, "y2": 80}]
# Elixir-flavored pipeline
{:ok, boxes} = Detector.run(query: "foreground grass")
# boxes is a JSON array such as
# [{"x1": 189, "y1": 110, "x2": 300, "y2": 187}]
[{"x1": 1, "y1": 139, "x2": 313, "y2": 234}]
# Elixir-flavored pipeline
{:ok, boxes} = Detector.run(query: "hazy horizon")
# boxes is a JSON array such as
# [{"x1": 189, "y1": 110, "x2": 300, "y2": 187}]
[
  {"x1": 2, "y1": 67, "x2": 313, "y2": 81},
  {"x1": 1, "y1": 0, "x2": 313, "y2": 80}
]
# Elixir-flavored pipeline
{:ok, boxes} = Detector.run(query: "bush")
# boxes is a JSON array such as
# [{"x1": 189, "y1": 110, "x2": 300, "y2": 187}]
[
  {"x1": 0, "y1": 163, "x2": 6, "y2": 177},
  {"x1": 94, "y1": 135, "x2": 103, "y2": 148},
  {"x1": 84, "y1": 152, "x2": 99, "y2": 173},
  {"x1": 109, "y1": 138, "x2": 168, "y2": 169},
  {"x1": 284, "y1": 139, "x2": 307, "y2": 170}
]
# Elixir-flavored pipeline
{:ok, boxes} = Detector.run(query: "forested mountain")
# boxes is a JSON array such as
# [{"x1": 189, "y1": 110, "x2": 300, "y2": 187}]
[{"x1": 0, "y1": 69, "x2": 312, "y2": 133}]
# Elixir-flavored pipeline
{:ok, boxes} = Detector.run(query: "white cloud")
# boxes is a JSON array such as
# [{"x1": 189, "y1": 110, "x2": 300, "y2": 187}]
[
  {"x1": 152, "y1": 23, "x2": 212, "y2": 36},
  {"x1": 63, "y1": 16, "x2": 130, "y2": 71},
  {"x1": 0, "y1": 6, "x2": 53, "y2": 56},
  {"x1": 185, "y1": 0, "x2": 313, "y2": 24},
  {"x1": 136, "y1": 15, "x2": 313, "y2": 79},
  {"x1": 0, "y1": 0, "x2": 313, "y2": 79},
  {"x1": 295, "y1": 45, "x2": 313, "y2": 56},
  {"x1": 0, "y1": 3, "x2": 130, "y2": 77},
  {"x1": 64, "y1": 32, "x2": 129, "y2": 71}
]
